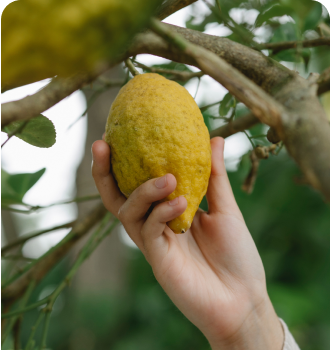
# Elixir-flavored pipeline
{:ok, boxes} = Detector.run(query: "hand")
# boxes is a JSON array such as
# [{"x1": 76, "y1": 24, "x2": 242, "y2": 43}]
[{"x1": 92, "y1": 137, "x2": 284, "y2": 350}]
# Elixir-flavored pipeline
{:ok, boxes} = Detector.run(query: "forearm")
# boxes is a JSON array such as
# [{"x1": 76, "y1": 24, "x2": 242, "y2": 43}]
[{"x1": 207, "y1": 296, "x2": 284, "y2": 350}]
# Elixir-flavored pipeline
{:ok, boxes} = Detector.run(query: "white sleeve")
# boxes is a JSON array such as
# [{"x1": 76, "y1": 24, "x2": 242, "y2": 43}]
[{"x1": 279, "y1": 318, "x2": 300, "y2": 350}]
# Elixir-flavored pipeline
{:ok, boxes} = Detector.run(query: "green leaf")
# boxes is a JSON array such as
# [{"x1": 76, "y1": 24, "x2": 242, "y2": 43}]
[
  {"x1": 273, "y1": 49, "x2": 300, "y2": 63},
  {"x1": 185, "y1": 12, "x2": 218, "y2": 32},
  {"x1": 303, "y1": 2, "x2": 322, "y2": 32},
  {"x1": 219, "y1": 93, "x2": 235, "y2": 117},
  {"x1": 280, "y1": 0, "x2": 317, "y2": 22},
  {"x1": 255, "y1": 4, "x2": 294, "y2": 27},
  {"x1": 1, "y1": 168, "x2": 46, "y2": 208},
  {"x1": 1, "y1": 170, "x2": 23, "y2": 207},
  {"x1": 201, "y1": 111, "x2": 213, "y2": 131},
  {"x1": 2, "y1": 115, "x2": 56, "y2": 148},
  {"x1": 271, "y1": 22, "x2": 298, "y2": 43}
]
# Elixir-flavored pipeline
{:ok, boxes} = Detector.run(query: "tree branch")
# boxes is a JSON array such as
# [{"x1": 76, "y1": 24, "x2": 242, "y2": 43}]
[
  {"x1": 1, "y1": 69, "x2": 109, "y2": 128},
  {"x1": 210, "y1": 113, "x2": 260, "y2": 139},
  {"x1": 131, "y1": 22, "x2": 330, "y2": 201},
  {"x1": 134, "y1": 60, "x2": 204, "y2": 81},
  {"x1": 317, "y1": 66, "x2": 330, "y2": 95},
  {"x1": 263, "y1": 37, "x2": 330, "y2": 54},
  {"x1": 1, "y1": 221, "x2": 76, "y2": 254},
  {"x1": 128, "y1": 23, "x2": 295, "y2": 93},
  {"x1": 156, "y1": 0, "x2": 197, "y2": 20},
  {"x1": 1, "y1": 202, "x2": 107, "y2": 301},
  {"x1": 150, "y1": 18, "x2": 286, "y2": 128}
]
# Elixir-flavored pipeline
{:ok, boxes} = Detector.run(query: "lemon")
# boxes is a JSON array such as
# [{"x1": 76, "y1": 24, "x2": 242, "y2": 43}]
[
  {"x1": 105, "y1": 73, "x2": 211, "y2": 233},
  {"x1": 2, "y1": 0, "x2": 161, "y2": 91}
]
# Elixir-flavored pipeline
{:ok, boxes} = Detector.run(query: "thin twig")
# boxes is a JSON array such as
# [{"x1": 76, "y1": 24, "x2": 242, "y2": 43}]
[
  {"x1": 2, "y1": 203, "x2": 107, "y2": 301},
  {"x1": 125, "y1": 58, "x2": 140, "y2": 76},
  {"x1": 24, "y1": 312, "x2": 44, "y2": 350},
  {"x1": 36, "y1": 215, "x2": 118, "y2": 349},
  {"x1": 13, "y1": 316, "x2": 22, "y2": 350},
  {"x1": 2, "y1": 221, "x2": 76, "y2": 254},
  {"x1": 200, "y1": 100, "x2": 222, "y2": 112},
  {"x1": 1, "y1": 120, "x2": 29, "y2": 148},
  {"x1": 134, "y1": 61, "x2": 204, "y2": 81},
  {"x1": 156, "y1": 0, "x2": 197, "y2": 20},
  {"x1": 262, "y1": 37, "x2": 330, "y2": 54},
  {"x1": 1, "y1": 297, "x2": 49, "y2": 319},
  {"x1": 1, "y1": 280, "x2": 35, "y2": 345},
  {"x1": 3, "y1": 194, "x2": 101, "y2": 214}
]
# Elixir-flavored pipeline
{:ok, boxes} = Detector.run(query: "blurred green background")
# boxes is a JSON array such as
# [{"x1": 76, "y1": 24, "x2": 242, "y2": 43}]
[
  {"x1": 2, "y1": 0, "x2": 330, "y2": 349},
  {"x1": 9, "y1": 150, "x2": 329, "y2": 350}
]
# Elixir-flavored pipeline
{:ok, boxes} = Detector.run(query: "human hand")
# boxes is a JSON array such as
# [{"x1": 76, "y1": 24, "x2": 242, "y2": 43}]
[{"x1": 92, "y1": 137, "x2": 283, "y2": 350}]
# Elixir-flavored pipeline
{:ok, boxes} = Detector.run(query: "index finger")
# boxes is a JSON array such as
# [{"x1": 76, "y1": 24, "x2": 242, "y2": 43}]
[{"x1": 91, "y1": 140, "x2": 125, "y2": 216}]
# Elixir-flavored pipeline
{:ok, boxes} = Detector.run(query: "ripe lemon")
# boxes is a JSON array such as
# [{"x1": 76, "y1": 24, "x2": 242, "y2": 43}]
[
  {"x1": 2, "y1": 0, "x2": 161, "y2": 90},
  {"x1": 105, "y1": 73, "x2": 211, "y2": 233}
]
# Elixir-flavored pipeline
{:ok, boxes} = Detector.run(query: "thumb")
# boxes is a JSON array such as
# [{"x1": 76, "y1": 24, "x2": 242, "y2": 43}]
[{"x1": 206, "y1": 137, "x2": 240, "y2": 215}]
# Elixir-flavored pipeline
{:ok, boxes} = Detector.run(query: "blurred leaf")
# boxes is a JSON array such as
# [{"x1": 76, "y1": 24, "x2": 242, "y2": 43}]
[
  {"x1": 219, "y1": 93, "x2": 235, "y2": 117},
  {"x1": 201, "y1": 110, "x2": 213, "y2": 131},
  {"x1": 151, "y1": 62, "x2": 192, "y2": 73},
  {"x1": 274, "y1": 49, "x2": 300, "y2": 62},
  {"x1": 2, "y1": 115, "x2": 56, "y2": 148},
  {"x1": 303, "y1": 2, "x2": 322, "y2": 31},
  {"x1": 185, "y1": 12, "x2": 218, "y2": 32},
  {"x1": 255, "y1": 4, "x2": 294, "y2": 27},
  {"x1": 271, "y1": 22, "x2": 298, "y2": 42},
  {"x1": 1, "y1": 168, "x2": 46, "y2": 207},
  {"x1": 281, "y1": 0, "x2": 316, "y2": 21},
  {"x1": 301, "y1": 48, "x2": 311, "y2": 71}
]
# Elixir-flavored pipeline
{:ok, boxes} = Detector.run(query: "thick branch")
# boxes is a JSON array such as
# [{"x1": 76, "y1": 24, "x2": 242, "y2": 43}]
[
  {"x1": 156, "y1": 0, "x2": 197, "y2": 20},
  {"x1": 1, "y1": 202, "x2": 107, "y2": 301},
  {"x1": 263, "y1": 37, "x2": 330, "y2": 54},
  {"x1": 147, "y1": 20, "x2": 330, "y2": 201},
  {"x1": 150, "y1": 19, "x2": 286, "y2": 128},
  {"x1": 1, "y1": 73, "x2": 100, "y2": 128},
  {"x1": 128, "y1": 23, "x2": 295, "y2": 94}
]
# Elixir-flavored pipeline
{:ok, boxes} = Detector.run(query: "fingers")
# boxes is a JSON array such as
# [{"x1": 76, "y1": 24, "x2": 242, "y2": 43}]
[
  {"x1": 91, "y1": 140, "x2": 125, "y2": 215},
  {"x1": 141, "y1": 196, "x2": 187, "y2": 259},
  {"x1": 206, "y1": 137, "x2": 240, "y2": 215},
  {"x1": 118, "y1": 174, "x2": 177, "y2": 226}
]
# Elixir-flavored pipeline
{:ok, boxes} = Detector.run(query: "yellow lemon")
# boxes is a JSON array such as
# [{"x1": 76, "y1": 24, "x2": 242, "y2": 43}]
[
  {"x1": 105, "y1": 73, "x2": 211, "y2": 233},
  {"x1": 2, "y1": 0, "x2": 161, "y2": 91}
]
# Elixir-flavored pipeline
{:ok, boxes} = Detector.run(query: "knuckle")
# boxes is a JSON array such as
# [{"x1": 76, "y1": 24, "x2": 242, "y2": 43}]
[{"x1": 117, "y1": 204, "x2": 126, "y2": 223}]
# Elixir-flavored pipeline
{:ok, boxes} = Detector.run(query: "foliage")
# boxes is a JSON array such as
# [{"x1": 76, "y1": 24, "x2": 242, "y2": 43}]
[
  {"x1": 2, "y1": 0, "x2": 330, "y2": 349},
  {"x1": 2, "y1": 115, "x2": 56, "y2": 148}
]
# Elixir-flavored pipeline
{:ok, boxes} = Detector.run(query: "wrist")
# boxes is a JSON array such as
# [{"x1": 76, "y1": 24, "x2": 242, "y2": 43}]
[{"x1": 207, "y1": 295, "x2": 284, "y2": 350}]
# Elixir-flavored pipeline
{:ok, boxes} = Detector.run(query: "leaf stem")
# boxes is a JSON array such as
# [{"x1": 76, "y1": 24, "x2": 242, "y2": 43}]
[{"x1": 125, "y1": 58, "x2": 140, "y2": 76}]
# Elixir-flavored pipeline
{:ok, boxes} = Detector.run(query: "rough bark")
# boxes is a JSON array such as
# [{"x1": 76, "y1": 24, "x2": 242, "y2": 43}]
[{"x1": 129, "y1": 23, "x2": 330, "y2": 201}]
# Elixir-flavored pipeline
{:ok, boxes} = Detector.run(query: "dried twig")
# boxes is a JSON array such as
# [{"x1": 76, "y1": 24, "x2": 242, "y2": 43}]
[{"x1": 242, "y1": 151, "x2": 260, "y2": 194}]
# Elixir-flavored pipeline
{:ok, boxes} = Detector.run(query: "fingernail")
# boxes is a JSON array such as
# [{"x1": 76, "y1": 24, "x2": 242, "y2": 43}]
[
  {"x1": 91, "y1": 147, "x2": 94, "y2": 161},
  {"x1": 155, "y1": 175, "x2": 167, "y2": 189},
  {"x1": 168, "y1": 197, "x2": 179, "y2": 206}
]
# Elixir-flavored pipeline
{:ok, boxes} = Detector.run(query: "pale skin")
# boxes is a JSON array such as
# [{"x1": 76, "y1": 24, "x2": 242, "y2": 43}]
[{"x1": 92, "y1": 136, "x2": 284, "y2": 350}]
